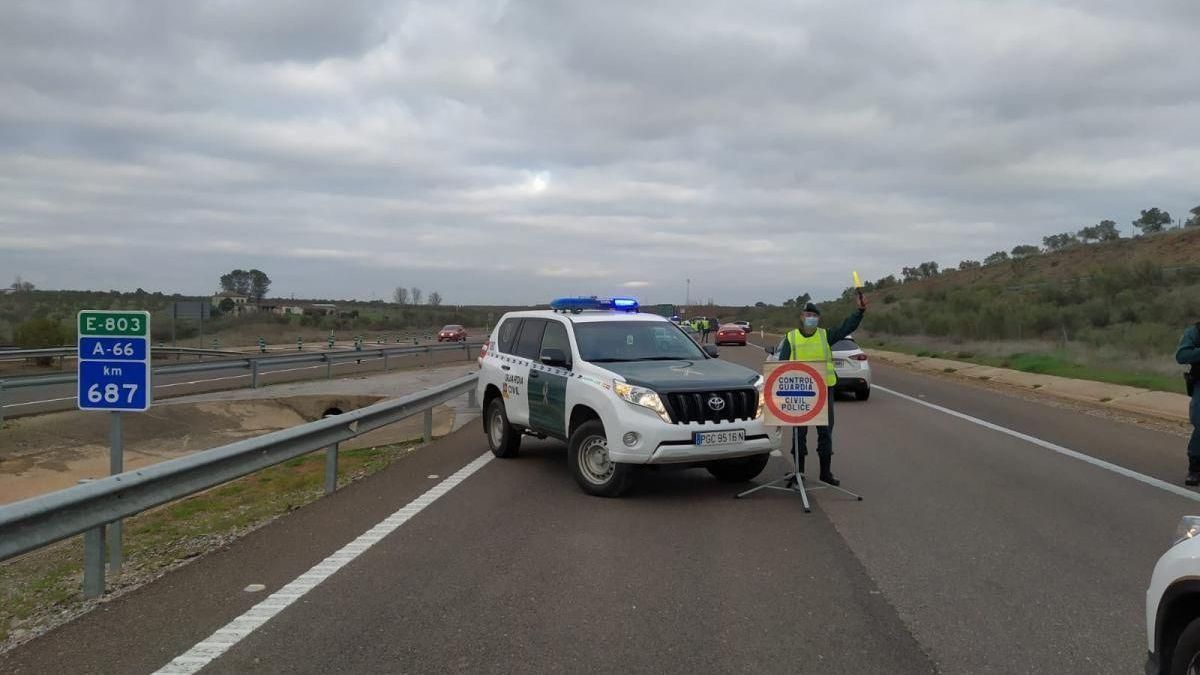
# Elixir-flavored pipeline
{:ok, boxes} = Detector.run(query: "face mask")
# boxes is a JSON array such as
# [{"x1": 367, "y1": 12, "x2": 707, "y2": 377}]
[{"x1": 803, "y1": 316, "x2": 819, "y2": 329}]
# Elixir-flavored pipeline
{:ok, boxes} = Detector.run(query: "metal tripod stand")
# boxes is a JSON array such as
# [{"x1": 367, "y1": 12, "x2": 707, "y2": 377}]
[{"x1": 734, "y1": 430, "x2": 863, "y2": 513}]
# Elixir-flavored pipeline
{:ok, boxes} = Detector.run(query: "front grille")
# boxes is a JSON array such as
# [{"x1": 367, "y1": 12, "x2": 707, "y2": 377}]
[{"x1": 663, "y1": 389, "x2": 757, "y2": 424}]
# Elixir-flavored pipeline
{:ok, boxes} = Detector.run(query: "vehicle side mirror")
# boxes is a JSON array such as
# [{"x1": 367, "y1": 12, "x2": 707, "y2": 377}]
[
  {"x1": 540, "y1": 348, "x2": 571, "y2": 369},
  {"x1": 703, "y1": 344, "x2": 720, "y2": 358}
]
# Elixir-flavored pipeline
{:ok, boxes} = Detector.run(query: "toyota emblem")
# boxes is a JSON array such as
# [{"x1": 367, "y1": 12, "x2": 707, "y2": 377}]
[{"x1": 707, "y1": 395, "x2": 726, "y2": 411}]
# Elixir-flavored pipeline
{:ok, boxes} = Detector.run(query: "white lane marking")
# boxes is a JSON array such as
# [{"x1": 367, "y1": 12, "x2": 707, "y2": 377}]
[
  {"x1": 874, "y1": 384, "x2": 1200, "y2": 504},
  {"x1": 4, "y1": 396, "x2": 76, "y2": 408},
  {"x1": 153, "y1": 452, "x2": 494, "y2": 675}
]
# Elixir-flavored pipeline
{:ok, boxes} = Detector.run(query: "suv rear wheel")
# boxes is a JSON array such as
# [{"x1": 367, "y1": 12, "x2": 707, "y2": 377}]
[
  {"x1": 706, "y1": 454, "x2": 770, "y2": 483},
  {"x1": 486, "y1": 398, "x2": 521, "y2": 458},
  {"x1": 569, "y1": 420, "x2": 634, "y2": 497}
]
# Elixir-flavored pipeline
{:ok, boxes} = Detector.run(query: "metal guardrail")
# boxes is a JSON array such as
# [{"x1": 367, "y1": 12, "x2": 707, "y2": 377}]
[
  {"x1": 0, "y1": 373, "x2": 480, "y2": 596},
  {"x1": 0, "y1": 346, "x2": 242, "y2": 360},
  {"x1": 0, "y1": 341, "x2": 482, "y2": 423}
]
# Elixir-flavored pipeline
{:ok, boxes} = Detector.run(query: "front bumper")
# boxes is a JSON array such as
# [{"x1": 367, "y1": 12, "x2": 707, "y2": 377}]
[{"x1": 605, "y1": 405, "x2": 782, "y2": 464}]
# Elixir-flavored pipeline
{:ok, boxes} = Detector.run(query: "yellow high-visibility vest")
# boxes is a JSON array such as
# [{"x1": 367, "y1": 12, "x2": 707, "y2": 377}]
[{"x1": 786, "y1": 328, "x2": 837, "y2": 386}]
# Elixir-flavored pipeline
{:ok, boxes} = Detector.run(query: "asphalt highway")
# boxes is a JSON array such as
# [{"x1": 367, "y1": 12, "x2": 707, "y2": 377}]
[{"x1": 3, "y1": 343, "x2": 1195, "y2": 674}]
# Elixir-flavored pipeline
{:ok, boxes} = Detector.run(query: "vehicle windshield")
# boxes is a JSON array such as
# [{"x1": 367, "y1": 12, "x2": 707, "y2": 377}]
[
  {"x1": 574, "y1": 321, "x2": 706, "y2": 362},
  {"x1": 441, "y1": 325, "x2": 462, "y2": 331}
]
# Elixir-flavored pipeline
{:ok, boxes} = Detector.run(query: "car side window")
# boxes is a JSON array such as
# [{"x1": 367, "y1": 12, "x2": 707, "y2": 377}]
[
  {"x1": 513, "y1": 319, "x2": 547, "y2": 360},
  {"x1": 541, "y1": 321, "x2": 571, "y2": 364},
  {"x1": 496, "y1": 319, "x2": 520, "y2": 354}
]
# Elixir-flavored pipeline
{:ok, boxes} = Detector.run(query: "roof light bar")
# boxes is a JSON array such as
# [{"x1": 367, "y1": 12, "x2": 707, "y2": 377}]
[{"x1": 550, "y1": 296, "x2": 640, "y2": 313}]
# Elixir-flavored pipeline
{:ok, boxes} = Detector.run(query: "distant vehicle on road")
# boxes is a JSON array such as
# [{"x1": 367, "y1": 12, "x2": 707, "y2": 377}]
[
  {"x1": 715, "y1": 324, "x2": 748, "y2": 346},
  {"x1": 477, "y1": 296, "x2": 780, "y2": 497},
  {"x1": 437, "y1": 325, "x2": 467, "y2": 342},
  {"x1": 732, "y1": 320, "x2": 751, "y2": 332},
  {"x1": 832, "y1": 337, "x2": 871, "y2": 400},
  {"x1": 1146, "y1": 516, "x2": 1200, "y2": 674}
]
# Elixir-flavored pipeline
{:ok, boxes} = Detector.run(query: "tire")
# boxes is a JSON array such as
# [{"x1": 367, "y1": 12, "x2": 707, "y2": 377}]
[
  {"x1": 1170, "y1": 616, "x2": 1200, "y2": 675},
  {"x1": 706, "y1": 454, "x2": 770, "y2": 483},
  {"x1": 857, "y1": 387, "x2": 871, "y2": 401},
  {"x1": 485, "y1": 398, "x2": 521, "y2": 458},
  {"x1": 569, "y1": 420, "x2": 635, "y2": 497}
]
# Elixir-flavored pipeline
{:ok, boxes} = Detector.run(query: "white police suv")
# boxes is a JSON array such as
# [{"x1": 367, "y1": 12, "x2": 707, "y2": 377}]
[{"x1": 477, "y1": 297, "x2": 781, "y2": 497}]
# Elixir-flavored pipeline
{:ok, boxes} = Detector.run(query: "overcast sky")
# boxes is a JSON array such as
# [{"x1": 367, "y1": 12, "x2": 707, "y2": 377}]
[{"x1": 1, "y1": 1, "x2": 1197, "y2": 306}]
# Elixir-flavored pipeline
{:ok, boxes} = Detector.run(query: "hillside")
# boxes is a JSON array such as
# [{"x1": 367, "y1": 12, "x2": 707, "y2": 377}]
[
  {"x1": 886, "y1": 226, "x2": 1200, "y2": 298},
  {"x1": 784, "y1": 227, "x2": 1200, "y2": 391}
]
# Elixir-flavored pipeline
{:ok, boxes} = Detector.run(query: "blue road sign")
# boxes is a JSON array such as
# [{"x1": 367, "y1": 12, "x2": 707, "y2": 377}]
[
  {"x1": 78, "y1": 361, "x2": 150, "y2": 410},
  {"x1": 78, "y1": 310, "x2": 152, "y2": 412},
  {"x1": 79, "y1": 337, "x2": 148, "y2": 361}
]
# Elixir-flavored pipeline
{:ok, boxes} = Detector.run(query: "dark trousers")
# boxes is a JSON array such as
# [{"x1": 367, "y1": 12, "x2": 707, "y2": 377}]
[
  {"x1": 1190, "y1": 393, "x2": 1200, "y2": 471},
  {"x1": 793, "y1": 389, "x2": 835, "y2": 458}
]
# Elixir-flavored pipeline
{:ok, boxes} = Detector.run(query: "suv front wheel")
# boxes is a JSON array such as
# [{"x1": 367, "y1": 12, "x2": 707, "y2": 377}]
[
  {"x1": 569, "y1": 420, "x2": 635, "y2": 497},
  {"x1": 486, "y1": 398, "x2": 522, "y2": 458}
]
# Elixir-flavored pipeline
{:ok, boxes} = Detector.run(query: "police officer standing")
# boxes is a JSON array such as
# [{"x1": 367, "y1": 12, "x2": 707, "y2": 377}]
[
  {"x1": 775, "y1": 295, "x2": 867, "y2": 485},
  {"x1": 1178, "y1": 321, "x2": 1200, "y2": 485}
]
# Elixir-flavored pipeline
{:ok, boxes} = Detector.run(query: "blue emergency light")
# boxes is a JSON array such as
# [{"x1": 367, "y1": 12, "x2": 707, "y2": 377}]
[{"x1": 550, "y1": 296, "x2": 640, "y2": 313}]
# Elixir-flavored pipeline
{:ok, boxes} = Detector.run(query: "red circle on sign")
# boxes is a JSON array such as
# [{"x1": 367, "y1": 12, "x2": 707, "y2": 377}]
[{"x1": 764, "y1": 362, "x2": 828, "y2": 425}]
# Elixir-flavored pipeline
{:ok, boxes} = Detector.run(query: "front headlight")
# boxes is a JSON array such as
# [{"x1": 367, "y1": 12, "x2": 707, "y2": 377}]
[
  {"x1": 613, "y1": 381, "x2": 672, "y2": 423},
  {"x1": 1173, "y1": 516, "x2": 1200, "y2": 548},
  {"x1": 754, "y1": 375, "x2": 765, "y2": 419}
]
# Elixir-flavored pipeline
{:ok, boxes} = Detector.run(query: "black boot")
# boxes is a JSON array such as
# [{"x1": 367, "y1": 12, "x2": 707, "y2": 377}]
[{"x1": 819, "y1": 455, "x2": 839, "y2": 486}]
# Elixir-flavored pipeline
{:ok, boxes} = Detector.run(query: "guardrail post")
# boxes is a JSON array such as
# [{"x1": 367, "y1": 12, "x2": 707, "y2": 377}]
[
  {"x1": 383, "y1": 352, "x2": 389, "y2": 372},
  {"x1": 83, "y1": 524, "x2": 106, "y2": 598},
  {"x1": 427, "y1": 346, "x2": 433, "y2": 367},
  {"x1": 468, "y1": 387, "x2": 478, "y2": 409},
  {"x1": 325, "y1": 442, "x2": 339, "y2": 495},
  {"x1": 423, "y1": 409, "x2": 433, "y2": 443},
  {"x1": 251, "y1": 359, "x2": 259, "y2": 389}
]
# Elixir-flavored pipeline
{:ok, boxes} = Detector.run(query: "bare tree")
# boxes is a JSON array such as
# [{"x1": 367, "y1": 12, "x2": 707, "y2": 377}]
[
  {"x1": 410, "y1": 287, "x2": 423, "y2": 305},
  {"x1": 393, "y1": 286, "x2": 410, "y2": 305},
  {"x1": 11, "y1": 276, "x2": 35, "y2": 292},
  {"x1": 428, "y1": 291, "x2": 443, "y2": 306}
]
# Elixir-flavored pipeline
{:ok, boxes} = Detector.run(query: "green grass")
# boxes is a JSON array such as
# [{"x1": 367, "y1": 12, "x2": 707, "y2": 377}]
[
  {"x1": 865, "y1": 339, "x2": 1182, "y2": 394},
  {"x1": 0, "y1": 441, "x2": 419, "y2": 645}
]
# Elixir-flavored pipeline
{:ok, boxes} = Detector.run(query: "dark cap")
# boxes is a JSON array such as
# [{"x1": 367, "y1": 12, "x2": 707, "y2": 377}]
[{"x1": 802, "y1": 302, "x2": 820, "y2": 315}]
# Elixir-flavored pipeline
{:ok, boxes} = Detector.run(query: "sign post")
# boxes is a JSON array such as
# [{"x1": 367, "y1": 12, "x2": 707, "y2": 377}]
[
  {"x1": 736, "y1": 359, "x2": 861, "y2": 510},
  {"x1": 77, "y1": 310, "x2": 151, "y2": 591}
]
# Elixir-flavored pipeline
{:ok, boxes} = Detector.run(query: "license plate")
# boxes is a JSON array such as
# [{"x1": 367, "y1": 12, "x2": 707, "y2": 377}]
[
  {"x1": 834, "y1": 359, "x2": 847, "y2": 367},
  {"x1": 693, "y1": 429, "x2": 746, "y2": 446}
]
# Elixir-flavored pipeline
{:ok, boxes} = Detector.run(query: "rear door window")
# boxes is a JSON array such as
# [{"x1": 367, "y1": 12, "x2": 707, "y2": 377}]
[
  {"x1": 513, "y1": 319, "x2": 547, "y2": 359},
  {"x1": 496, "y1": 319, "x2": 521, "y2": 353}
]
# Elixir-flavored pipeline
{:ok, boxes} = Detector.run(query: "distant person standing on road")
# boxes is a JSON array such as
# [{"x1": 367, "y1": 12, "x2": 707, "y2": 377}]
[
  {"x1": 775, "y1": 296, "x2": 868, "y2": 485},
  {"x1": 1178, "y1": 321, "x2": 1200, "y2": 485},
  {"x1": 701, "y1": 318, "x2": 711, "y2": 343}
]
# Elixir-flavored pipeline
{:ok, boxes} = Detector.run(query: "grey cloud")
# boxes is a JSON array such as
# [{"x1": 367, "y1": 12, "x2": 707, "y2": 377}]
[{"x1": 1, "y1": 0, "x2": 1198, "y2": 305}]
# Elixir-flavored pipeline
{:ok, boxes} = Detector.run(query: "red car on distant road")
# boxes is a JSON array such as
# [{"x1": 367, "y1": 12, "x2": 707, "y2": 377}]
[
  {"x1": 438, "y1": 325, "x2": 467, "y2": 342},
  {"x1": 715, "y1": 323, "x2": 748, "y2": 346}
]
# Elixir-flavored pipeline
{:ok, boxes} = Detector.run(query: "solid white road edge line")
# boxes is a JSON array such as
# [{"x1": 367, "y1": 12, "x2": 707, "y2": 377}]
[
  {"x1": 873, "y1": 384, "x2": 1200, "y2": 504},
  {"x1": 152, "y1": 451, "x2": 494, "y2": 675}
]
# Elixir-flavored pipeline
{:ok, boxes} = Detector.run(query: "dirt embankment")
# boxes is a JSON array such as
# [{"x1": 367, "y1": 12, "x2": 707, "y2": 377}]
[{"x1": 0, "y1": 393, "x2": 461, "y2": 504}]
